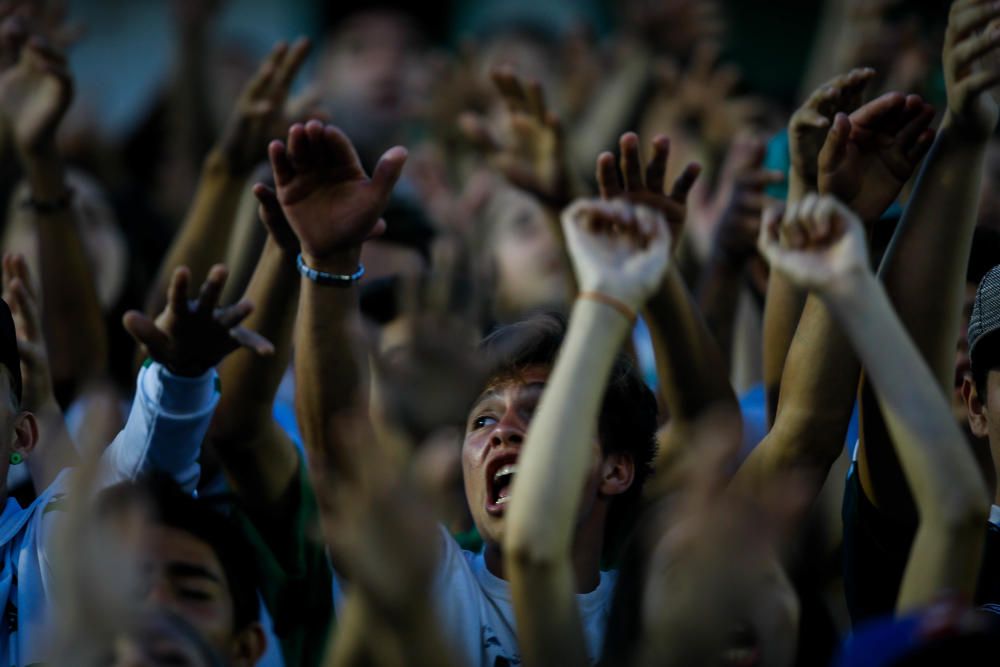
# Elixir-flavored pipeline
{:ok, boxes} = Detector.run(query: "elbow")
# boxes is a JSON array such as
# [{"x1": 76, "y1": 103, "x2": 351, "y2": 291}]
[{"x1": 927, "y1": 487, "x2": 990, "y2": 534}]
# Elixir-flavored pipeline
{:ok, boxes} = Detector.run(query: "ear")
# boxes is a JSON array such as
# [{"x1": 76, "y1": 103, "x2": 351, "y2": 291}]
[
  {"x1": 229, "y1": 622, "x2": 267, "y2": 667},
  {"x1": 598, "y1": 451, "x2": 635, "y2": 497},
  {"x1": 963, "y1": 375, "x2": 990, "y2": 439},
  {"x1": 11, "y1": 411, "x2": 37, "y2": 459}
]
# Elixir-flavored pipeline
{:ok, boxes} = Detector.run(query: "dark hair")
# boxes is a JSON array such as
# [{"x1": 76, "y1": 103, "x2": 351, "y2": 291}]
[
  {"x1": 96, "y1": 477, "x2": 260, "y2": 633},
  {"x1": 478, "y1": 312, "x2": 659, "y2": 561}
]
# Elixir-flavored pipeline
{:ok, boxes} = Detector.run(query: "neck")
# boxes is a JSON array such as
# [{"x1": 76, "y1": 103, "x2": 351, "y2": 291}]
[{"x1": 483, "y1": 511, "x2": 608, "y2": 594}]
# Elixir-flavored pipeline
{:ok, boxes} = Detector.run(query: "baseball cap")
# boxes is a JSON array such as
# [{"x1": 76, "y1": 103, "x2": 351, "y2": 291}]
[
  {"x1": 968, "y1": 265, "x2": 1000, "y2": 363},
  {"x1": 0, "y1": 299, "x2": 21, "y2": 404}
]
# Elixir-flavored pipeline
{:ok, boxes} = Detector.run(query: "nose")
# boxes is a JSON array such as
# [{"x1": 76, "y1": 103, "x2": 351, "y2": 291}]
[
  {"x1": 143, "y1": 572, "x2": 175, "y2": 610},
  {"x1": 490, "y1": 409, "x2": 525, "y2": 448}
]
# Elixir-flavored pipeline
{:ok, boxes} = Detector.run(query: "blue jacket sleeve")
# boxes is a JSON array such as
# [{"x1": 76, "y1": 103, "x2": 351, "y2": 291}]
[{"x1": 95, "y1": 361, "x2": 220, "y2": 493}]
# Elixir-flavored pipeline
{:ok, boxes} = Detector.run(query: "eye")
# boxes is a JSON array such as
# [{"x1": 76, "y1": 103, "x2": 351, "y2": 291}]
[
  {"x1": 176, "y1": 586, "x2": 213, "y2": 602},
  {"x1": 472, "y1": 415, "x2": 497, "y2": 430}
]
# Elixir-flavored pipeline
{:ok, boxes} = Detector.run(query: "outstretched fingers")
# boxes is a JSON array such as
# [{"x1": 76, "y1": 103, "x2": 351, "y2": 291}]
[
  {"x1": 618, "y1": 132, "x2": 644, "y2": 192},
  {"x1": 669, "y1": 162, "x2": 703, "y2": 203},
  {"x1": 645, "y1": 135, "x2": 670, "y2": 194},
  {"x1": 596, "y1": 151, "x2": 622, "y2": 199},
  {"x1": 194, "y1": 265, "x2": 229, "y2": 318}
]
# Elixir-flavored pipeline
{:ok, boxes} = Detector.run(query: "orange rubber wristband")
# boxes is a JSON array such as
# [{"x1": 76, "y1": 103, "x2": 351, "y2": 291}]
[{"x1": 577, "y1": 291, "x2": 637, "y2": 324}]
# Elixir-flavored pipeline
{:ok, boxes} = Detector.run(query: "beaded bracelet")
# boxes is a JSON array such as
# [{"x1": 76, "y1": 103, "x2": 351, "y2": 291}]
[{"x1": 296, "y1": 254, "x2": 365, "y2": 286}]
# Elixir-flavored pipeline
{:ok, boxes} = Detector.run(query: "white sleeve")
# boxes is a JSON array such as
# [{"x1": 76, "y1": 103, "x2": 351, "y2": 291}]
[{"x1": 95, "y1": 361, "x2": 220, "y2": 494}]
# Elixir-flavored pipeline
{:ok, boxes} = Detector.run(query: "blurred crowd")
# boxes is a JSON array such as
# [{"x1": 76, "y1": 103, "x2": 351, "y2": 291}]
[{"x1": 1, "y1": 0, "x2": 1000, "y2": 665}]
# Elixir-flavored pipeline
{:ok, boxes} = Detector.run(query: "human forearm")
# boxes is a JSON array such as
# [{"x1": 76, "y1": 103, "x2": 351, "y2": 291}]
[
  {"x1": 650, "y1": 266, "x2": 737, "y2": 454},
  {"x1": 24, "y1": 150, "x2": 108, "y2": 387},
  {"x1": 696, "y1": 252, "x2": 742, "y2": 370},
  {"x1": 826, "y1": 268, "x2": 988, "y2": 609},
  {"x1": 211, "y1": 236, "x2": 300, "y2": 503},
  {"x1": 740, "y1": 292, "x2": 858, "y2": 502},
  {"x1": 504, "y1": 299, "x2": 623, "y2": 667},
  {"x1": 878, "y1": 116, "x2": 987, "y2": 386},
  {"x1": 506, "y1": 299, "x2": 629, "y2": 559},
  {"x1": 147, "y1": 152, "x2": 248, "y2": 314},
  {"x1": 762, "y1": 174, "x2": 809, "y2": 424},
  {"x1": 294, "y1": 253, "x2": 367, "y2": 473},
  {"x1": 825, "y1": 269, "x2": 988, "y2": 520},
  {"x1": 510, "y1": 562, "x2": 588, "y2": 667}
]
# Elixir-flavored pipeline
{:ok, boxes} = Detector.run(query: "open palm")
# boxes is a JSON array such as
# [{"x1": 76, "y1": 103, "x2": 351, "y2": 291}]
[
  {"x1": 268, "y1": 121, "x2": 407, "y2": 263},
  {"x1": 0, "y1": 40, "x2": 72, "y2": 155},
  {"x1": 818, "y1": 92, "x2": 934, "y2": 221}
]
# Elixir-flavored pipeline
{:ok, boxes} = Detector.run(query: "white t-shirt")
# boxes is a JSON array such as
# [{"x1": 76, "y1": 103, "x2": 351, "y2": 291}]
[
  {"x1": 432, "y1": 526, "x2": 618, "y2": 667},
  {"x1": 331, "y1": 527, "x2": 619, "y2": 667}
]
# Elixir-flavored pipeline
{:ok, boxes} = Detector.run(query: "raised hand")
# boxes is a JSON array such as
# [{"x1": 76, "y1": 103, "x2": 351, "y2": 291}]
[
  {"x1": 459, "y1": 67, "x2": 573, "y2": 209},
  {"x1": 561, "y1": 199, "x2": 671, "y2": 309},
  {"x1": 942, "y1": 0, "x2": 1000, "y2": 140},
  {"x1": 595, "y1": 131, "x2": 701, "y2": 242},
  {"x1": 790, "y1": 67, "x2": 875, "y2": 189},
  {"x1": 0, "y1": 35, "x2": 71, "y2": 156},
  {"x1": 217, "y1": 37, "x2": 311, "y2": 174},
  {"x1": 268, "y1": 120, "x2": 407, "y2": 269},
  {"x1": 757, "y1": 194, "x2": 869, "y2": 291},
  {"x1": 817, "y1": 92, "x2": 935, "y2": 221},
  {"x1": 251, "y1": 181, "x2": 300, "y2": 255},
  {"x1": 123, "y1": 265, "x2": 273, "y2": 377},
  {"x1": 653, "y1": 43, "x2": 764, "y2": 156},
  {"x1": 709, "y1": 135, "x2": 783, "y2": 265},
  {"x1": 2, "y1": 253, "x2": 50, "y2": 411}
]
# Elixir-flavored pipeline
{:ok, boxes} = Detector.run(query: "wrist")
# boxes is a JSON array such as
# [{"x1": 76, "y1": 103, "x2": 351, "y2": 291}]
[
  {"x1": 572, "y1": 293, "x2": 635, "y2": 331},
  {"x1": 787, "y1": 170, "x2": 809, "y2": 203},
  {"x1": 941, "y1": 109, "x2": 996, "y2": 149},
  {"x1": 22, "y1": 150, "x2": 69, "y2": 202},
  {"x1": 820, "y1": 264, "x2": 871, "y2": 302},
  {"x1": 203, "y1": 148, "x2": 251, "y2": 179},
  {"x1": 301, "y1": 249, "x2": 362, "y2": 276}
]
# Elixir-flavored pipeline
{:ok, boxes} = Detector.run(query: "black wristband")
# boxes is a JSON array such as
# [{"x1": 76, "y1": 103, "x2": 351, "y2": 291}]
[{"x1": 21, "y1": 188, "x2": 74, "y2": 214}]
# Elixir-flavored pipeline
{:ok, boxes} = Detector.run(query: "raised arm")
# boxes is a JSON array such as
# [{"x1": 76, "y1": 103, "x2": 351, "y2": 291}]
[
  {"x1": 460, "y1": 66, "x2": 578, "y2": 214},
  {"x1": 0, "y1": 34, "x2": 106, "y2": 391},
  {"x1": 763, "y1": 67, "x2": 874, "y2": 421},
  {"x1": 695, "y1": 136, "x2": 782, "y2": 370},
  {"x1": 759, "y1": 194, "x2": 989, "y2": 611},
  {"x1": 505, "y1": 199, "x2": 671, "y2": 667},
  {"x1": 2, "y1": 253, "x2": 76, "y2": 491},
  {"x1": 102, "y1": 264, "x2": 272, "y2": 493},
  {"x1": 207, "y1": 184, "x2": 300, "y2": 506},
  {"x1": 859, "y1": 0, "x2": 1000, "y2": 515},
  {"x1": 147, "y1": 38, "x2": 310, "y2": 315},
  {"x1": 594, "y1": 132, "x2": 737, "y2": 469},
  {"x1": 267, "y1": 120, "x2": 407, "y2": 480}
]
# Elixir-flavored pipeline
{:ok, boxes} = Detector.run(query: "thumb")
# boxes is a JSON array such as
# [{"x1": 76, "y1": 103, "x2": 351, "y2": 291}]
[
  {"x1": 372, "y1": 146, "x2": 408, "y2": 201},
  {"x1": 252, "y1": 182, "x2": 283, "y2": 229}
]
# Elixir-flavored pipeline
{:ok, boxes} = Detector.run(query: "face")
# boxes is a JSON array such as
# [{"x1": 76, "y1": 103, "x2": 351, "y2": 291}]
[
  {"x1": 138, "y1": 525, "x2": 236, "y2": 653},
  {"x1": 461, "y1": 365, "x2": 615, "y2": 547},
  {"x1": 319, "y1": 11, "x2": 423, "y2": 127},
  {"x1": 487, "y1": 188, "x2": 570, "y2": 318}
]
